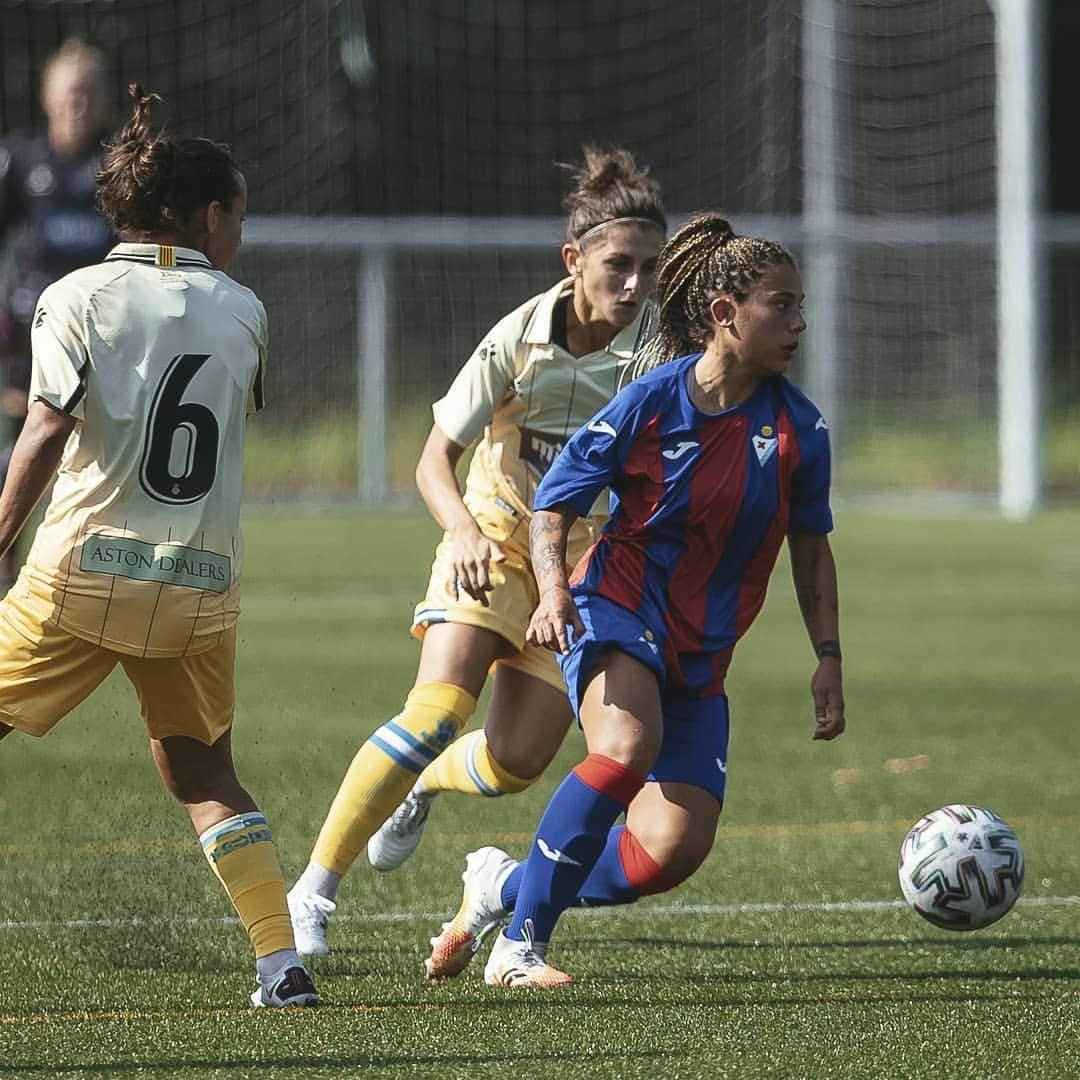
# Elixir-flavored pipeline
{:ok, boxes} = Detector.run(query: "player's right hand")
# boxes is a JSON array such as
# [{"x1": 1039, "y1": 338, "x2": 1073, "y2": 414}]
[
  {"x1": 526, "y1": 586, "x2": 584, "y2": 654},
  {"x1": 447, "y1": 527, "x2": 506, "y2": 607},
  {"x1": 810, "y1": 660, "x2": 845, "y2": 740}
]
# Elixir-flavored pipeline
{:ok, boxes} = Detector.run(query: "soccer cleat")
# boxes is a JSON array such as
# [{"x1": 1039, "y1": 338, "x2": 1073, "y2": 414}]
[
  {"x1": 250, "y1": 964, "x2": 319, "y2": 1007},
  {"x1": 424, "y1": 846, "x2": 516, "y2": 981},
  {"x1": 483, "y1": 928, "x2": 573, "y2": 989},
  {"x1": 287, "y1": 886, "x2": 336, "y2": 957},
  {"x1": 367, "y1": 787, "x2": 436, "y2": 871}
]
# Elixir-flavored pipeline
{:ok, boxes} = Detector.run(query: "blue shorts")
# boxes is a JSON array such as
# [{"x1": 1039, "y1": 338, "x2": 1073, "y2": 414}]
[{"x1": 558, "y1": 594, "x2": 730, "y2": 802}]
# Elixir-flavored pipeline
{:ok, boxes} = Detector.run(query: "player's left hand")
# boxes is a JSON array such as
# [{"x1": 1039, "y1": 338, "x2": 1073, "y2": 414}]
[
  {"x1": 526, "y1": 585, "x2": 584, "y2": 654},
  {"x1": 811, "y1": 658, "x2": 845, "y2": 740}
]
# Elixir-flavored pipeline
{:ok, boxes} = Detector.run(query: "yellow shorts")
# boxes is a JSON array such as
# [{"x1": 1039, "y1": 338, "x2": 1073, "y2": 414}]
[
  {"x1": 412, "y1": 490, "x2": 602, "y2": 694},
  {"x1": 0, "y1": 596, "x2": 236, "y2": 745},
  {"x1": 413, "y1": 536, "x2": 565, "y2": 693}
]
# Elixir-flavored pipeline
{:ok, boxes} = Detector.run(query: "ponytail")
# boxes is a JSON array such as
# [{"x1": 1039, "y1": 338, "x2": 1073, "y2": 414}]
[{"x1": 96, "y1": 84, "x2": 241, "y2": 235}]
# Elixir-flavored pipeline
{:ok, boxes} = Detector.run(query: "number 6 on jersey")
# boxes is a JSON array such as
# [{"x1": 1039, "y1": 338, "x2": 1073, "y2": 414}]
[{"x1": 140, "y1": 352, "x2": 220, "y2": 504}]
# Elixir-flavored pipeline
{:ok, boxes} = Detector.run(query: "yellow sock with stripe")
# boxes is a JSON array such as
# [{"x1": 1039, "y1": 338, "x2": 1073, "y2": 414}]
[
  {"x1": 417, "y1": 728, "x2": 535, "y2": 797},
  {"x1": 310, "y1": 682, "x2": 476, "y2": 875},
  {"x1": 199, "y1": 812, "x2": 294, "y2": 959}
]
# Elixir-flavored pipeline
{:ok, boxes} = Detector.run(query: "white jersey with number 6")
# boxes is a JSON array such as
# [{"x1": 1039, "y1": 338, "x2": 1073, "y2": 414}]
[{"x1": 13, "y1": 242, "x2": 266, "y2": 658}]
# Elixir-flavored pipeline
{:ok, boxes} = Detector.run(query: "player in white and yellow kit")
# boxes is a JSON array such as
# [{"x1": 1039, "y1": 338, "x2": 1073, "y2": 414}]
[
  {"x1": 0, "y1": 86, "x2": 317, "y2": 1008},
  {"x1": 288, "y1": 148, "x2": 667, "y2": 963}
]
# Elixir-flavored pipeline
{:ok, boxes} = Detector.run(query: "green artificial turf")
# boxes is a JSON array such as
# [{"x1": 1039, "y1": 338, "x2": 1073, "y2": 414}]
[{"x1": 1, "y1": 508, "x2": 1078, "y2": 1077}]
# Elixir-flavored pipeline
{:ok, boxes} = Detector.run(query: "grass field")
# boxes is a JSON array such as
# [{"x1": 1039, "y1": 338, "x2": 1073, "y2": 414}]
[
  {"x1": 241, "y1": 411, "x2": 1080, "y2": 500},
  {"x1": 2, "y1": 507, "x2": 1079, "y2": 1077}
]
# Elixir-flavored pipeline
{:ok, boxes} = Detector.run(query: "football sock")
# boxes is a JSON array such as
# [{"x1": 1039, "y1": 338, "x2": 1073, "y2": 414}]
[
  {"x1": 416, "y1": 729, "x2": 534, "y2": 797},
  {"x1": 256, "y1": 948, "x2": 303, "y2": 980},
  {"x1": 294, "y1": 861, "x2": 342, "y2": 902},
  {"x1": 505, "y1": 754, "x2": 645, "y2": 945},
  {"x1": 579, "y1": 824, "x2": 674, "y2": 899},
  {"x1": 310, "y1": 682, "x2": 476, "y2": 875},
  {"x1": 499, "y1": 825, "x2": 668, "y2": 909},
  {"x1": 199, "y1": 812, "x2": 294, "y2": 958}
]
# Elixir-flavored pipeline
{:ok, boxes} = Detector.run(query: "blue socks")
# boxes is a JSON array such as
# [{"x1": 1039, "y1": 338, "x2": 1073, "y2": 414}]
[{"x1": 504, "y1": 755, "x2": 645, "y2": 944}]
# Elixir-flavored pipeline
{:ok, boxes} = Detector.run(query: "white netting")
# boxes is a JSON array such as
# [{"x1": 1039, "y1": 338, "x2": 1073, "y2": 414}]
[{"x1": 3, "y1": 1, "x2": 1073, "y2": 502}]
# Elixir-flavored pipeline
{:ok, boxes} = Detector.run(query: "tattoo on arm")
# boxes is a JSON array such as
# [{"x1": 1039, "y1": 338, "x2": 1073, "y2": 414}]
[
  {"x1": 530, "y1": 509, "x2": 573, "y2": 592},
  {"x1": 537, "y1": 541, "x2": 563, "y2": 578}
]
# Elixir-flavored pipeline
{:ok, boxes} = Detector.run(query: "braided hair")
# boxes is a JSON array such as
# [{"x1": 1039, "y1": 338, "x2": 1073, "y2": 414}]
[
  {"x1": 625, "y1": 213, "x2": 794, "y2": 382},
  {"x1": 95, "y1": 84, "x2": 242, "y2": 235}
]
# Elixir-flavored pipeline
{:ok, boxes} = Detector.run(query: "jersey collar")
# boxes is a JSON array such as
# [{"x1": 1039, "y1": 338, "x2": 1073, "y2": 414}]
[
  {"x1": 521, "y1": 276, "x2": 654, "y2": 358},
  {"x1": 105, "y1": 242, "x2": 213, "y2": 269}
]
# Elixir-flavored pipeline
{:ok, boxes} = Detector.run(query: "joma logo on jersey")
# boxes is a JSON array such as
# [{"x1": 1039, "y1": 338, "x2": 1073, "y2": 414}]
[
  {"x1": 662, "y1": 440, "x2": 698, "y2": 461},
  {"x1": 519, "y1": 427, "x2": 566, "y2": 476}
]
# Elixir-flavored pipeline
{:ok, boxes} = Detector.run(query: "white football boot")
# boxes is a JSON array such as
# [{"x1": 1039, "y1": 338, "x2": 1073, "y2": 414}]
[
  {"x1": 424, "y1": 846, "x2": 517, "y2": 980},
  {"x1": 367, "y1": 787, "x2": 436, "y2": 871},
  {"x1": 483, "y1": 922, "x2": 573, "y2": 989},
  {"x1": 286, "y1": 886, "x2": 336, "y2": 957}
]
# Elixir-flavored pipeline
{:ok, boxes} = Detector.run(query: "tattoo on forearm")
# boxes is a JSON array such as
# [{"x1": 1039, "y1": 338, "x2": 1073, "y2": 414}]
[
  {"x1": 530, "y1": 510, "x2": 570, "y2": 590},
  {"x1": 537, "y1": 541, "x2": 563, "y2": 577}
]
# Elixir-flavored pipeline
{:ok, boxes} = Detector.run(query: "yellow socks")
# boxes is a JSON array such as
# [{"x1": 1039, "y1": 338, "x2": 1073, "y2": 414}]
[
  {"x1": 417, "y1": 728, "x2": 534, "y2": 797},
  {"x1": 310, "y1": 682, "x2": 476, "y2": 875},
  {"x1": 199, "y1": 812, "x2": 294, "y2": 958}
]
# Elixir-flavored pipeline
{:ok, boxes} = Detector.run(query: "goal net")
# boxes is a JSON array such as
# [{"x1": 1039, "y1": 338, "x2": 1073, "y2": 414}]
[{"x1": 2, "y1": 0, "x2": 1069, "y2": 506}]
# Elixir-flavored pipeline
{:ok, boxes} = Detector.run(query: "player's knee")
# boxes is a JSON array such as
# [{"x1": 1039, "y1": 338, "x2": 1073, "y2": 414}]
[
  {"x1": 154, "y1": 738, "x2": 242, "y2": 807},
  {"x1": 163, "y1": 766, "x2": 232, "y2": 806},
  {"x1": 585, "y1": 725, "x2": 661, "y2": 775}
]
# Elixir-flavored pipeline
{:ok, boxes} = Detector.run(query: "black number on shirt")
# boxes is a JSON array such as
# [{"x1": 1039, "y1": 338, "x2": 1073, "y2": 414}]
[{"x1": 140, "y1": 353, "x2": 220, "y2": 504}]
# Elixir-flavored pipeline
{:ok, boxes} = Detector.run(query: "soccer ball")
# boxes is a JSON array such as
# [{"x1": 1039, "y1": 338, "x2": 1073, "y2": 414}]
[{"x1": 898, "y1": 804, "x2": 1024, "y2": 931}]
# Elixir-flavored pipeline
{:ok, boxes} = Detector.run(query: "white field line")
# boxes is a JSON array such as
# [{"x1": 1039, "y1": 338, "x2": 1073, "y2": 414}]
[
  {"x1": 7, "y1": 814, "x2": 1080, "y2": 858},
  {"x1": 1, "y1": 894, "x2": 1077, "y2": 933}
]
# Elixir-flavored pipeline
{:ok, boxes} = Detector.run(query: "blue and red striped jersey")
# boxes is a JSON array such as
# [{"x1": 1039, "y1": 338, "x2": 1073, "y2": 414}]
[{"x1": 533, "y1": 352, "x2": 833, "y2": 693}]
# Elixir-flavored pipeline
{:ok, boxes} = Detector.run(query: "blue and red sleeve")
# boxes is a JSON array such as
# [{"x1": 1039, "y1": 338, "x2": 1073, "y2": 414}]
[{"x1": 533, "y1": 384, "x2": 652, "y2": 517}]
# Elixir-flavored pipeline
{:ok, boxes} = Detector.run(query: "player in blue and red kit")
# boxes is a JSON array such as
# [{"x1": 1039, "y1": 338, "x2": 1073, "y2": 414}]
[{"x1": 426, "y1": 213, "x2": 847, "y2": 987}]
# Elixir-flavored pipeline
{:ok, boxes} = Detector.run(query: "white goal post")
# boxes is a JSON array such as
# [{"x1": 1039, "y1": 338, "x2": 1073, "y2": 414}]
[
  {"x1": 245, "y1": 199, "x2": 1063, "y2": 516},
  {"x1": 244, "y1": 1, "x2": 1051, "y2": 518}
]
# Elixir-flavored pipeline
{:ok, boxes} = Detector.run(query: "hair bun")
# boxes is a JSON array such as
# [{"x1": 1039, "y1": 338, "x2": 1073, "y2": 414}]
[
  {"x1": 690, "y1": 213, "x2": 735, "y2": 245},
  {"x1": 561, "y1": 145, "x2": 666, "y2": 242}
]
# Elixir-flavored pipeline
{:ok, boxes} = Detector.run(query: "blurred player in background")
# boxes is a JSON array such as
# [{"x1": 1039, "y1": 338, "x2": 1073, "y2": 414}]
[
  {"x1": 0, "y1": 86, "x2": 317, "y2": 1008},
  {"x1": 0, "y1": 39, "x2": 116, "y2": 586},
  {"x1": 431, "y1": 213, "x2": 846, "y2": 987},
  {"x1": 288, "y1": 147, "x2": 667, "y2": 956}
]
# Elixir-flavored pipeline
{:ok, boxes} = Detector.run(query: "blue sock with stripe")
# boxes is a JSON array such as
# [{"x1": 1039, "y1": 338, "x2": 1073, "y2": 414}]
[
  {"x1": 505, "y1": 754, "x2": 645, "y2": 945},
  {"x1": 500, "y1": 824, "x2": 639, "y2": 909}
]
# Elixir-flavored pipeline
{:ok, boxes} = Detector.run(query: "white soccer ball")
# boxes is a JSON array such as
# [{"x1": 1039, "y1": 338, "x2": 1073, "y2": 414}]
[{"x1": 898, "y1": 804, "x2": 1024, "y2": 931}]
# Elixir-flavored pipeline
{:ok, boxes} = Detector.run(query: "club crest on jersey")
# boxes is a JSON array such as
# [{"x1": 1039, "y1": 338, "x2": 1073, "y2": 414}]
[{"x1": 752, "y1": 425, "x2": 778, "y2": 466}]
